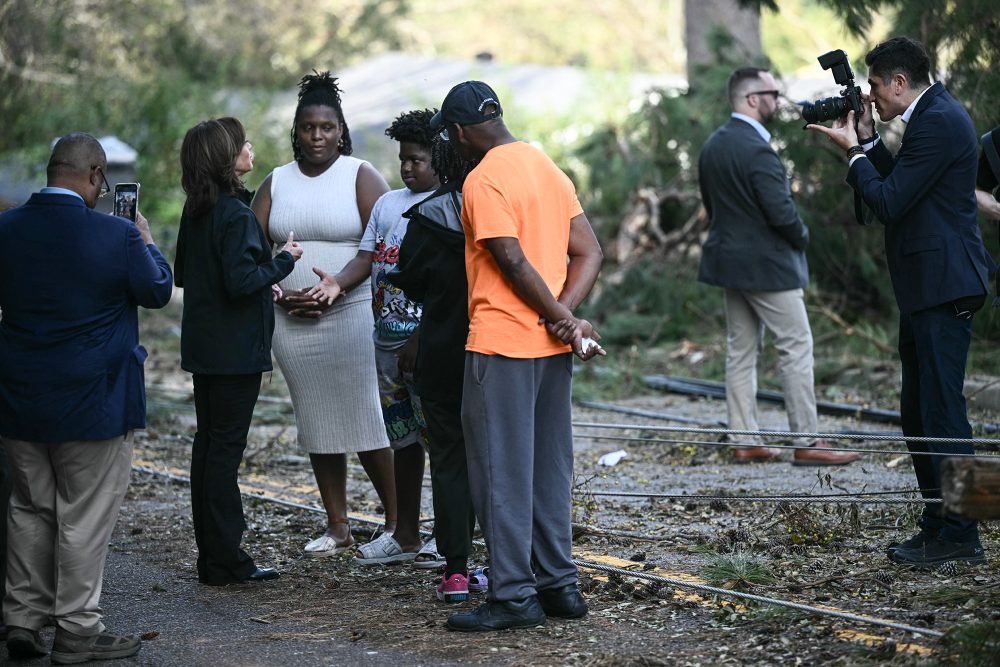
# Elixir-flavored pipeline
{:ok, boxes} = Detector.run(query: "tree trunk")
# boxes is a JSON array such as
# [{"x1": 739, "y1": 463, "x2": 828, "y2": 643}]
[
  {"x1": 684, "y1": 0, "x2": 762, "y2": 86},
  {"x1": 942, "y1": 457, "x2": 1000, "y2": 520}
]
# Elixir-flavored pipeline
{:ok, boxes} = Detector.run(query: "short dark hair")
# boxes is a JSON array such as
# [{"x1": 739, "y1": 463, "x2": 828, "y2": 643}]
[
  {"x1": 385, "y1": 109, "x2": 437, "y2": 150},
  {"x1": 727, "y1": 67, "x2": 769, "y2": 107},
  {"x1": 47, "y1": 132, "x2": 105, "y2": 178},
  {"x1": 291, "y1": 71, "x2": 352, "y2": 160},
  {"x1": 865, "y1": 37, "x2": 931, "y2": 88},
  {"x1": 180, "y1": 118, "x2": 245, "y2": 218}
]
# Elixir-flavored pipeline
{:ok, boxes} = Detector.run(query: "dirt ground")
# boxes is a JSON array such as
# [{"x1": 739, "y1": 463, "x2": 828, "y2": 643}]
[{"x1": 96, "y1": 317, "x2": 1000, "y2": 666}]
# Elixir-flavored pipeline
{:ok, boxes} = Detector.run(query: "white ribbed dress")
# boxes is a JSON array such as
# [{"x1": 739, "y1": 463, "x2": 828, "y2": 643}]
[{"x1": 268, "y1": 157, "x2": 389, "y2": 454}]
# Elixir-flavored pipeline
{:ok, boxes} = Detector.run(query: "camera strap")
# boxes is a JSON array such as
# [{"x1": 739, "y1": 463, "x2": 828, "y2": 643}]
[
  {"x1": 853, "y1": 191, "x2": 874, "y2": 226},
  {"x1": 981, "y1": 130, "x2": 1000, "y2": 307}
]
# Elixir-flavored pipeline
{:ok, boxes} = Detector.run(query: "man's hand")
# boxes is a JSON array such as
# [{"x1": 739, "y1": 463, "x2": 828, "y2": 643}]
[
  {"x1": 134, "y1": 211, "x2": 154, "y2": 245},
  {"x1": 305, "y1": 267, "x2": 343, "y2": 305},
  {"x1": 280, "y1": 231, "x2": 303, "y2": 261},
  {"x1": 545, "y1": 317, "x2": 606, "y2": 361},
  {"x1": 976, "y1": 188, "x2": 1000, "y2": 221},
  {"x1": 856, "y1": 93, "x2": 876, "y2": 139},
  {"x1": 806, "y1": 110, "x2": 861, "y2": 151}
]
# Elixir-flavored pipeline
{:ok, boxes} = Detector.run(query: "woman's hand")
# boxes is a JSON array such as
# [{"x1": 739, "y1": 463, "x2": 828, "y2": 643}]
[
  {"x1": 280, "y1": 230, "x2": 303, "y2": 261},
  {"x1": 305, "y1": 267, "x2": 343, "y2": 306},
  {"x1": 275, "y1": 288, "x2": 331, "y2": 318}
]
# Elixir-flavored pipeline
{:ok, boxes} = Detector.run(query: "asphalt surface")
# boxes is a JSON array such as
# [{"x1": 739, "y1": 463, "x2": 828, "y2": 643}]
[{"x1": 0, "y1": 549, "x2": 454, "y2": 667}]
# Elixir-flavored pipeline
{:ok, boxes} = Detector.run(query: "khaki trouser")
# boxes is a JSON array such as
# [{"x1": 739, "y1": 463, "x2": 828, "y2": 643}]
[
  {"x1": 2, "y1": 433, "x2": 133, "y2": 635},
  {"x1": 724, "y1": 288, "x2": 818, "y2": 445}
]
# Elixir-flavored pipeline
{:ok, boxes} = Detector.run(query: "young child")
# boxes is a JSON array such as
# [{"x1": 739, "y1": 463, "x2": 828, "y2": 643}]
[
  {"x1": 388, "y1": 134, "x2": 481, "y2": 602},
  {"x1": 308, "y1": 109, "x2": 439, "y2": 565}
]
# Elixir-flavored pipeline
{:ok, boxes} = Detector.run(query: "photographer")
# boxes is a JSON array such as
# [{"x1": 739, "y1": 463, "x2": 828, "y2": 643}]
[
  {"x1": 977, "y1": 126, "x2": 1000, "y2": 221},
  {"x1": 808, "y1": 36, "x2": 993, "y2": 568}
]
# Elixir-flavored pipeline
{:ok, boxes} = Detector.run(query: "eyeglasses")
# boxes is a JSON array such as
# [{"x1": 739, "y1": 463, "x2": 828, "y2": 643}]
[
  {"x1": 438, "y1": 127, "x2": 450, "y2": 141},
  {"x1": 94, "y1": 165, "x2": 111, "y2": 198},
  {"x1": 745, "y1": 90, "x2": 781, "y2": 100}
]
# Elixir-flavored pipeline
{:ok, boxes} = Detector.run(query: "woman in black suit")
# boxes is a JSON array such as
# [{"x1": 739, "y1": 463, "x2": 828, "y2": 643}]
[{"x1": 175, "y1": 117, "x2": 302, "y2": 585}]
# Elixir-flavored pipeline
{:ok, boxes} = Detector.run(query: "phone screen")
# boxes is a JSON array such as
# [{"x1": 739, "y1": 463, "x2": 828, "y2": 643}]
[{"x1": 113, "y1": 183, "x2": 139, "y2": 222}]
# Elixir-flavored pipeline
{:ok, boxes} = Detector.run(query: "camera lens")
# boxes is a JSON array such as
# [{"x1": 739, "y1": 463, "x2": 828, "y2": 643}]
[{"x1": 801, "y1": 95, "x2": 848, "y2": 124}]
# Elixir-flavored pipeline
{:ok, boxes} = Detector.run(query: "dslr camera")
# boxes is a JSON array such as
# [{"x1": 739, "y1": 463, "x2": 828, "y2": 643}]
[{"x1": 801, "y1": 49, "x2": 864, "y2": 124}]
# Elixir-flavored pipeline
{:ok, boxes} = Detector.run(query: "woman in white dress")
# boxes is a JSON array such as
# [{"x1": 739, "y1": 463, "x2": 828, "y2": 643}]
[{"x1": 252, "y1": 72, "x2": 395, "y2": 555}]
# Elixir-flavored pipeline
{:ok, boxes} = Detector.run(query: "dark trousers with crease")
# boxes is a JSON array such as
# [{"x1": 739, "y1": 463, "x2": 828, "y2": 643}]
[
  {"x1": 422, "y1": 392, "x2": 476, "y2": 574},
  {"x1": 898, "y1": 305, "x2": 979, "y2": 544},
  {"x1": 191, "y1": 373, "x2": 260, "y2": 584}
]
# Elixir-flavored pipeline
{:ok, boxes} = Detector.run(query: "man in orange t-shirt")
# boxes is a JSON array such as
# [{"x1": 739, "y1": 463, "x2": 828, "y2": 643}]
[{"x1": 430, "y1": 81, "x2": 605, "y2": 632}]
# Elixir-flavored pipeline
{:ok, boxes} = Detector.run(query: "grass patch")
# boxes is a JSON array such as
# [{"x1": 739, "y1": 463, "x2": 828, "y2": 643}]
[
  {"x1": 938, "y1": 621, "x2": 1000, "y2": 667},
  {"x1": 916, "y1": 586, "x2": 976, "y2": 606},
  {"x1": 699, "y1": 549, "x2": 775, "y2": 591}
]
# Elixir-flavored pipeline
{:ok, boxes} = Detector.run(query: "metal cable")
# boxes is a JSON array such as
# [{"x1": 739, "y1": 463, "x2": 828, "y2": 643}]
[
  {"x1": 130, "y1": 464, "x2": 947, "y2": 640},
  {"x1": 574, "y1": 421, "x2": 1000, "y2": 446},
  {"x1": 573, "y1": 559, "x2": 944, "y2": 639},
  {"x1": 575, "y1": 432, "x2": 999, "y2": 459},
  {"x1": 585, "y1": 490, "x2": 942, "y2": 504}
]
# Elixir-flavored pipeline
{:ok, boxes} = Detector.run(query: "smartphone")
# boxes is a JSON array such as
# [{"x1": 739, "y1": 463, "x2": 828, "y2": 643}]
[{"x1": 113, "y1": 183, "x2": 140, "y2": 222}]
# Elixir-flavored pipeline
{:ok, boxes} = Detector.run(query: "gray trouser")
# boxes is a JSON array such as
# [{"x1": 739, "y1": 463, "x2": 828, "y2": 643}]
[
  {"x1": 461, "y1": 352, "x2": 577, "y2": 602},
  {"x1": 724, "y1": 288, "x2": 818, "y2": 444},
  {"x1": 2, "y1": 433, "x2": 133, "y2": 635}
]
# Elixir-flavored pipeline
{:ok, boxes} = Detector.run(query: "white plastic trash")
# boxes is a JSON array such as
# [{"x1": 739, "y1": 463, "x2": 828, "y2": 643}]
[{"x1": 597, "y1": 449, "x2": 628, "y2": 466}]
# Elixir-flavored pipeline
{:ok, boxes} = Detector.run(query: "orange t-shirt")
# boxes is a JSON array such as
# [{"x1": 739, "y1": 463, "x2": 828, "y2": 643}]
[{"x1": 461, "y1": 141, "x2": 583, "y2": 358}]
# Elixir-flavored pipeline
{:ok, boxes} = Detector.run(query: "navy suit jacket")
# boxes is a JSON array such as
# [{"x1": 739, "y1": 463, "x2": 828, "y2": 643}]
[
  {"x1": 848, "y1": 82, "x2": 993, "y2": 315},
  {"x1": 0, "y1": 193, "x2": 173, "y2": 442},
  {"x1": 698, "y1": 118, "x2": 810, "y2": 292}
]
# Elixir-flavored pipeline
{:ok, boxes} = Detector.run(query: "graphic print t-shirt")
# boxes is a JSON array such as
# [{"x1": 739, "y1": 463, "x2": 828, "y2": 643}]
[{"x1": 360, "y1": 187, "x2": 429, "y2": 350}]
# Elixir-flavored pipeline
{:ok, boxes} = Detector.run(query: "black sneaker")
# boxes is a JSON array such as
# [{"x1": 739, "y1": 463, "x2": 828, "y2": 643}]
[
  {"x1": 538, "y1": 584, "x2": 588, "y2": 619},
  {"x1": 889, "y1": 537, "x2": 986, "y2": 568},
  {"x1": 885, "y1": 528, "x2": 939, "y2": 557},
  {"x1": 6, "y1": 626, "x2": 47, "y2": 659},
  {"x1": 447, "y1": 596, "x2": 546, "y2": 632}
]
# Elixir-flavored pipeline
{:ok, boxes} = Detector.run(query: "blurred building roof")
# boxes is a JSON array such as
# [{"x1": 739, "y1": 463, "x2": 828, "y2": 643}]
[{"x1": 271, "y1": 51, "x2": 685, "y2": 134}]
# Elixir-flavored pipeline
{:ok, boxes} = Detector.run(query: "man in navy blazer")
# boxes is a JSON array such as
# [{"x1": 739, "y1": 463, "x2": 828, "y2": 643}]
[
  {"x1": 809, "y1": 37, "x2": 992, "y2": 567},
  {"x1": 698, "y1": 67, "x2": 859, "y2": 467},
  {"x1": 0, "y1": 133, "x2": 172, "y2": 661}
]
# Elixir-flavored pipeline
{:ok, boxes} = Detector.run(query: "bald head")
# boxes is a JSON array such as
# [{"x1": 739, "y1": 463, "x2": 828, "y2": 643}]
[{"x1": 46, "y1": 133, "x2": 107, "y2": 207}]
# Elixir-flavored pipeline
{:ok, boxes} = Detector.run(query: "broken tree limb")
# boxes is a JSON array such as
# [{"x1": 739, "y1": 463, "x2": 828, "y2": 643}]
[{"x1": 942, "y1": 457, "x2": 1000, "y2": 520}]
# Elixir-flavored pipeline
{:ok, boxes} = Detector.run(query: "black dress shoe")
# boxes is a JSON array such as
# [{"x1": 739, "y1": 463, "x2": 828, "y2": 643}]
[
  {"x1": 447, "y1": 596, "x2": 546, "y2": 632},
  {"x1": 890, "y1": 537, "x2": 986, "y2": 568},
  {"x1": 247, "y1": 567, "x2": 280, "y2": 582},
  {"x1": 886, "y1": 528, "x2": 939, "y2": 557},
  {"x1": 538, "y1": 584, "x2": 588, "y2": 619}
]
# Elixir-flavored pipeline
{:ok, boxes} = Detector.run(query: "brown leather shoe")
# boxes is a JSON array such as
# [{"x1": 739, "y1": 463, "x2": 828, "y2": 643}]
[
  {"x1": 732, "y1": 446, "x2": 782, "y2": 463},
  {"x1": 793, "y1": 439, "x2": 860, "y2": 466}
]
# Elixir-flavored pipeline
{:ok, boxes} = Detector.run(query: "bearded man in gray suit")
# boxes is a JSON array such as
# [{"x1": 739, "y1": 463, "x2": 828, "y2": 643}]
[{"x1": 697, "y1": 67, "x2": 858, "y2": 466}]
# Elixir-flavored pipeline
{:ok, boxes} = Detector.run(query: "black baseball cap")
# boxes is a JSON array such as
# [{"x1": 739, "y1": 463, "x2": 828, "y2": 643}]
[{"x1": 429, "y1": 81, "x2": 503, "y2": 130}]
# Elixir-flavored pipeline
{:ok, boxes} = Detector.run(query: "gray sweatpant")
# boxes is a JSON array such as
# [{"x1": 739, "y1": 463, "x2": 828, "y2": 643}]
[{"x1": 461, "y1": 351, "x2": 577, "y2": 602}]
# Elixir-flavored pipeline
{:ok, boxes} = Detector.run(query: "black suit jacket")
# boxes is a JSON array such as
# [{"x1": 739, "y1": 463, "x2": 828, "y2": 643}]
[
  {"x1": 174, "y1": 194, "x2": 294, "y2": 375},
  {"x1": 848, "y1": 82, "x2": 993, "y2": 315},
  {"x1": 698, "y1": 117, "x2": 810, "y2": 292}
]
